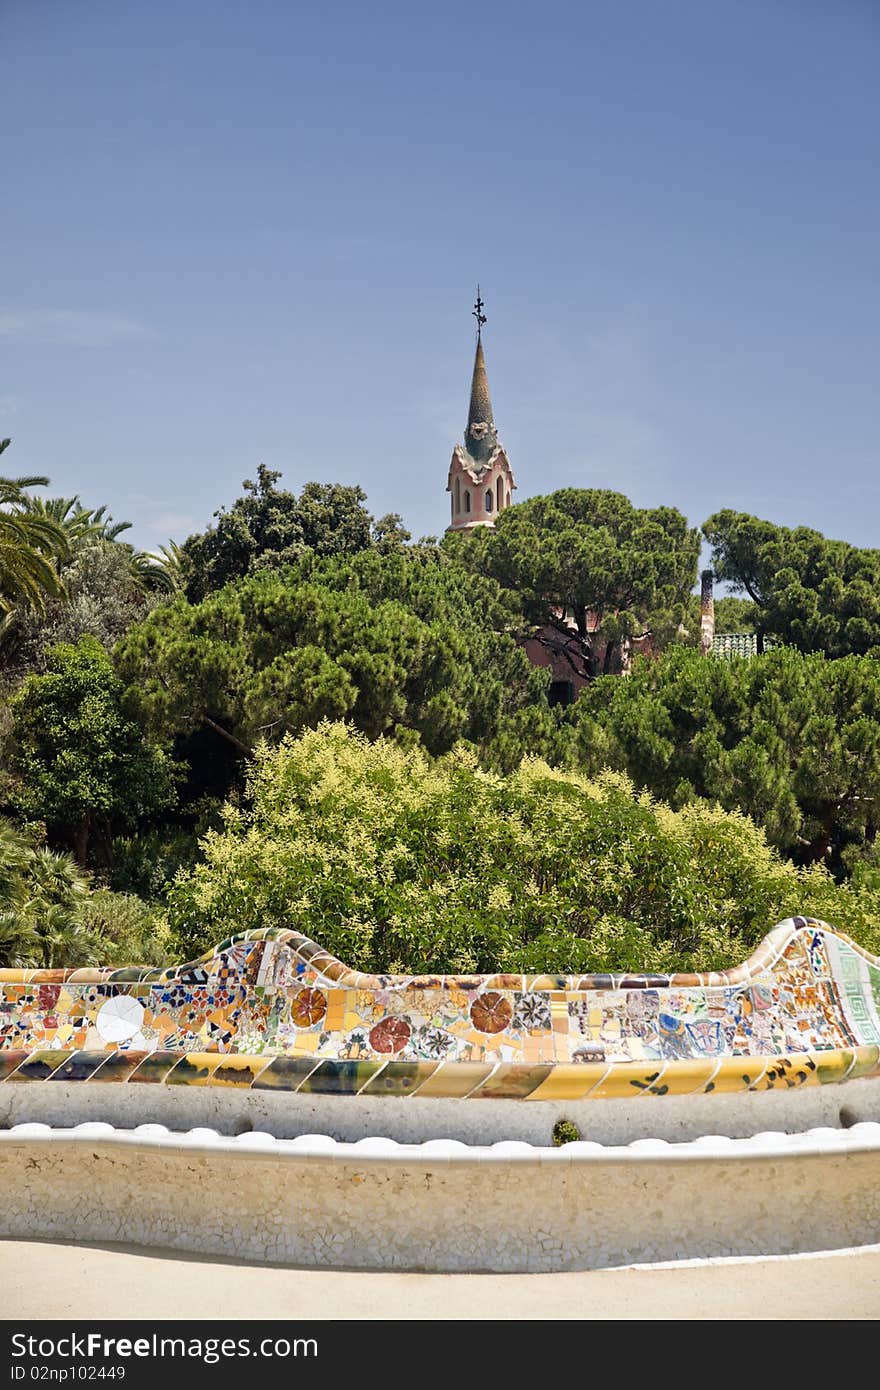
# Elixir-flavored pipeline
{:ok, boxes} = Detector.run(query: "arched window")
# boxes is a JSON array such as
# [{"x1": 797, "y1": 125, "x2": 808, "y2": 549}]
[
  {"x1": 485, "y1": 489, "x2": 493, "y2": 512},
  {"x1": 506, "y1": 490, "x2": 511, "y2": 507},
  {"x1": 455, "y1": 477, "x2": 461, "y2": 514},
  {"x1": 464, "y1": 490, "x2": 471, "y2": 514},
  {"x1": 496, "y1": 475, "x2": 504, "y2": 512}
]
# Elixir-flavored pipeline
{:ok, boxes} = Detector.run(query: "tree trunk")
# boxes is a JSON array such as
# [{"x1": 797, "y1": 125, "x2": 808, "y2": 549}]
[
  {"x1": 70, "y1": 816, "x2": 90, "y2": 867},
  {"x1": 93, "y1": 816, "x2": 115, "y2": 870},
  {"x1": 202, "y1": 715, "x2": 253, "y2": 757},
  {"x1": 801, "y1": 806, "x2": 838, "y2": 866}
]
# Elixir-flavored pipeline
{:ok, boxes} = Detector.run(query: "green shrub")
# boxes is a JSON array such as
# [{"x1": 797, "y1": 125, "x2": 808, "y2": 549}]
[
  {"x1": 166, "y1": 722, "x2": 880, "y2": 973},
  {"x1": 552, "y1": 1119, "x2": 581, "y2": 1146},
  {"x1": 76, "y1": 888, "x2": 171, "y2": 966}
]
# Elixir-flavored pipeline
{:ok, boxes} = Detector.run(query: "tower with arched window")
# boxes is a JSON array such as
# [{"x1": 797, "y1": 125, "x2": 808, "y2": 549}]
[{"x1": 446, "y1": 303, "x2": 516, "y2": 533}]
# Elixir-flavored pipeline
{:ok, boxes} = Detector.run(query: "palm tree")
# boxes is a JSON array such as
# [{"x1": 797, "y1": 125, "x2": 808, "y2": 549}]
[
  {"x1": 0, "y1": 822, "x2": 91, "y2": 968},
  {"x1": 0, "y1": 471, "x2": 68, "y2": 614},
  {"x1": 18, "y1": 489, "x2": 180, "y2": 595},
  {"x1": 133, "y1": 539, "x2": 186, "y2": 594},
  {"x1": 0, "y1": 819, "x2": 39, "y2": 965},
  {"x1": 23, "y1": 847, "x2": 91, "y2": 967},
  {"x1": 0, "y1": 910, "x2": 40, "y2": 968},
  {"x1": 19, "y1": 494, "x2": 133, "y2": 548}
]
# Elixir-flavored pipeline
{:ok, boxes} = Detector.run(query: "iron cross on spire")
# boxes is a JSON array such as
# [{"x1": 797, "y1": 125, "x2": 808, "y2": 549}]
[{"x1": 472, "y1": 286, "x2": 487, "y2": 339}]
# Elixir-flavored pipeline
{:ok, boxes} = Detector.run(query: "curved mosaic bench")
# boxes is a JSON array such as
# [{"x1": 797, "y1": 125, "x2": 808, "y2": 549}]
[{"x1": 3, "y1": 915, "x2": 880, "y2": 1102}]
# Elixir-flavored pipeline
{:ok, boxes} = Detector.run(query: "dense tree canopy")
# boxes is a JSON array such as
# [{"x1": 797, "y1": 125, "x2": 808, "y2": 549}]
[
  {"x1": 116, "y1": 547, "x2": 558, "y2": 771},
  {"x1": 182, "y1": 466, "x2": 410, "y2": 601},
  {"x1": 166, "y1": 722, "x2": 880, "y2": 972},
  {"x1": 454, "y1": 489, "x2": 701, "y2": 674},
  {"x1": 704, "y1": 509, "x2": 880, "y2": 657},
  {"x1": 7, "y1": 638, "x2": 178, "y2": 864},
  {"x1": 713, "y1": 595, "x2": 757, "y2": 633},
  {"x1": 571, "y1": 645, "x2": 880, "y2": 874}
]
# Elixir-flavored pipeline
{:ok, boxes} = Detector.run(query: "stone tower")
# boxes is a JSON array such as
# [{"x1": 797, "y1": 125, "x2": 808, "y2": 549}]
[
  {"x1": 446, "y1": 296, "x2": 516, "y2": 532},
  {"x1": 700, "y1": 570, "x2": 715, "y2": 654}
]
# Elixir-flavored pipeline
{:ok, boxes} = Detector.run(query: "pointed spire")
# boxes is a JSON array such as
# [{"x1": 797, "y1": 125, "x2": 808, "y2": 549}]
[
  {"x1": 468, "y1": 337, "x2": 494, "y2": 430},
  {"x1": 465, "y1": 334, "x2": 497, "y2": 463}
]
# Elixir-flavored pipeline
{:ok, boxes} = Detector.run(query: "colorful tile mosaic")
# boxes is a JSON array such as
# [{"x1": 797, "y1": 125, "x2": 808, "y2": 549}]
[{"x1": 2, "y1": 918, "x2": 880, "y2": 1100}]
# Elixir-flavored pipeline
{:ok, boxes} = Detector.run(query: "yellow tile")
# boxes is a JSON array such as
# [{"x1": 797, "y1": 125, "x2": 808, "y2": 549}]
[
  {"x1": 648, "y1": 1059, "x2": 717, "y2": 1096},
  {"x1": 415, "y1": 1062, "x2": 495, "y2": 1098},
  {"x1": 526, "y1": 1064, "x2": 608, "y2": 1101},
  {"x1": 324, "y1": 990, "x2": 346, "y2": 1033},
  {"x1": 708, "y1": 1058, "x2": 768, "y2": 1093},
  {"x1": 589, "y1": 1063, "x2": 669, "y2": 1099}
]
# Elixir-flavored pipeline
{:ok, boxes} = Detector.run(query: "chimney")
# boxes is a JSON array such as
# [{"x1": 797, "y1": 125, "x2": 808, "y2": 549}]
[{"x1": 700, "y1": 570, "x2": 715, "y2": 655}]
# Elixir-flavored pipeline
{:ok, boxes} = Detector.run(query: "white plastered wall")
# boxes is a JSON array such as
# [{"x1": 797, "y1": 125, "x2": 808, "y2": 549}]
[{"x1": 2, "y1": 1122, "x2": 880, "y2": 1271}]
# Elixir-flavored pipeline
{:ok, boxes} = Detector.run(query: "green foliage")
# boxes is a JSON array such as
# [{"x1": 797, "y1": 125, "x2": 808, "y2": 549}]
[
  {"x1": 182, "y1": 465, "x2": 410, "y2": 601},
  {"x1": 17, "y1": 494, "x2": 132, "y2": 548},
  {"x1": 571, "y1": 645, "x2": 880, "y2": 872},
  {"x1": 0, "y1": 465, "x2": 67, "y2": 615},
  {"x1": 4, "y1": 454, "x2": 880, "y2": 983},
  {"x1": 149, "y1": 540, "x2": 187, "y2": 594},
  {"x1": 115, "y1": 547, "x2": 559, "y2": 770},
  {"x1": 552, "y1": 1119, "x2": 581, "y2": 1146},
  {"x1": 704, "y1": 509, "x2": 880, "y2": 657},
  {"x1": 8, "y1": 638, "x2": 178, "y2": 862},
  {"x1": 16, "y1": 491, "x2": 176, "y2": 597},
  {"x1": 75, "y1": 888, "x2": 171, "y2": 966},
  {"x1": 107, "y1": 827, "x2": 204, "y2": 900},
  {"x1": 452, "y1": 489, "x2": 700, "y2": 673},
  {"x1": 11, "y1": 541, "x2": 161, "y2": 669},
  {"x1": 713, "y1": 595, "x2": 757, "y2": 633},
  {"x1": 0, "y1": 821, "x2": 91, "y2": 967},
  {"x1": 0, "y1": 818, "x2": 168, "y2": 968},
  {"x1": 165, "y1": 723, "x2": 880, "y2": 974}
]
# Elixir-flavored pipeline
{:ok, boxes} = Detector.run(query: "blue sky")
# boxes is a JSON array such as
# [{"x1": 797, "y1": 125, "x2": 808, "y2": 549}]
[{"x1": 2, "y1": 0, "x2": 878, "y2": 550}]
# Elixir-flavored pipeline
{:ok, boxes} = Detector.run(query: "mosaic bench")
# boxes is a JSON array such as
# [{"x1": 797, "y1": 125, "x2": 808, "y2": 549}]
[{"x1": 3, "y1": 916, "x2": 880, "y2": 1102}]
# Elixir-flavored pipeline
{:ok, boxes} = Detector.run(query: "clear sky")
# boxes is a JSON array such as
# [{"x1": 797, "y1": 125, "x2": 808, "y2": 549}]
[{"x1": 2, "y1": 0, "x2": 878, "y2": 551}]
